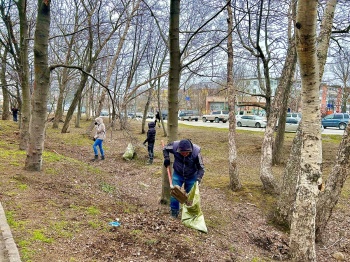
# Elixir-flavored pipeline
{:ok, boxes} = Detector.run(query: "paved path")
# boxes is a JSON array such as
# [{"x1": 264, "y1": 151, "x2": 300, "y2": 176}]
[{"x1": 0, "y1": 203, "x2": 21, "y2": 262}]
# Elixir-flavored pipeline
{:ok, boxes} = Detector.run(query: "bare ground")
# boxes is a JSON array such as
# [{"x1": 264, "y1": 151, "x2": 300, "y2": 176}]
[{"x1": 0, "y1": 119, "x2": 349, "y2": 261}]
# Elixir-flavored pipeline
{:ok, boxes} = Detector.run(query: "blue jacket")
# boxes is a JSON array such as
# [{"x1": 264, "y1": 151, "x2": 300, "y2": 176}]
[
  {"x1": 163, "y1": 140, "x2": 205, "y2": 182},
  {"x1": 144, "y1": 122, "x2": 156, "y2": 144}
]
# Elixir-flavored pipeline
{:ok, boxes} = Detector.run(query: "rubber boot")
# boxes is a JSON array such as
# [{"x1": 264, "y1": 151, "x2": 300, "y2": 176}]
[
  {"x1": 101, "y1": 155, "x2": 105, "y2": 160},
  {"x1": 146, "y1": 159, "x2": 153, "y2": 165},
  {"x1": 92, "y1": 155, "x2": 98, "y2": 161}
]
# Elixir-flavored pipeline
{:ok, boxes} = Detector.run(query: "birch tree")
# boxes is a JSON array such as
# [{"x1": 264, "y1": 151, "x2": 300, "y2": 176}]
[
  {"x1": 227, "y1": 0, "x2": 241, "y2": 191},
  {"x1": 289, "y1": 0, "x2": 321, "y2": 259},
  {"x1": 277, "y1": 0, "x2": 339, "y2": 229},
  {"x1": 330, "y1": 49, "x2": 350, "y2": 113},
  {"x1": 259, "y1": 0, "x2": 297, "y2": 194}
]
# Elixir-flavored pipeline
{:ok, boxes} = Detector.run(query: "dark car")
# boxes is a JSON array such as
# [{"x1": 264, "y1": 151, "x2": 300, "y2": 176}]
[{"x1": 321, "y1": 113, "x2": 349, "y2": 130}]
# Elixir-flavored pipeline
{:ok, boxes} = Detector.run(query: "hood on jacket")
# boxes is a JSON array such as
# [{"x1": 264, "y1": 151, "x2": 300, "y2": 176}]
[
  {"x1": 95, "y1": 117, "x2": 103, "y2": 125},
  {"x1": 177, "y1": 139, "x2": 192, "y2": 152},
  {"x1": 148, "y1": 121, "x2": 156, "y2": 128}
]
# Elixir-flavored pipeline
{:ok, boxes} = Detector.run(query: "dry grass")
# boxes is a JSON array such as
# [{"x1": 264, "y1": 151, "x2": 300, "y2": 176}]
[{"x1": 0, "y1": 118, "x2": 348, "y2": 262}]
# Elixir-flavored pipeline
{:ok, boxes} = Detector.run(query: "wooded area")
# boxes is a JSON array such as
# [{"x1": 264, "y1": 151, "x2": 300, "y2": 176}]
[{"x1": 1, "y1": 0, "x2": 350, "y2": 261}]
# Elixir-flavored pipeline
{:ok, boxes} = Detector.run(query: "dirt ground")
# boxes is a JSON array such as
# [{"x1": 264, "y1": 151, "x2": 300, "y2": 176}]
[{"x1": 0, "y1": 119, "x2": 349, "y2": 261}]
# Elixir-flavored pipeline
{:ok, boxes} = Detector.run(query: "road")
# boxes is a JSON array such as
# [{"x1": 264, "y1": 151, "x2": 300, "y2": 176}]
[{"x1": 177, "y1": 120, "x2": 345, "y2": 135}]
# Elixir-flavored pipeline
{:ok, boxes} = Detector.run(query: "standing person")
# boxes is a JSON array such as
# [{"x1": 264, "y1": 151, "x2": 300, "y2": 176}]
[
  {"x1": 92, "y1": 117, "x2": 106, "y2": 161},
  {"x1": 163, "y1": 139, "x2": 205, "y2": 218},
  {"x1": 143, "y1": 121, "x2": 156, "y2": 164},
  {"x1": 155, "y1": 111, "x2": 161, "y2": 128},
  {"x1": 11, "y1": 107, "x2": 19, "y2": 122}
]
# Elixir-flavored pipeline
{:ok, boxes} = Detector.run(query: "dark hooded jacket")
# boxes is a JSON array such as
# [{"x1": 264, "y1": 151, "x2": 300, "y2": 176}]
[
  {"x1": 163, "y1": 140, "x2": 205, "y2": 182},
  {"x1": 144, "y1": 122, "x2": 156, "y2": 144}
]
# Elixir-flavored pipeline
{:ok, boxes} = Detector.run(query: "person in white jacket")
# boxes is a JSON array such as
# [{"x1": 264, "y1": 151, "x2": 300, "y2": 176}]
[{"x1": 92, "y1": 117, "x2": 106, "y2": 161}]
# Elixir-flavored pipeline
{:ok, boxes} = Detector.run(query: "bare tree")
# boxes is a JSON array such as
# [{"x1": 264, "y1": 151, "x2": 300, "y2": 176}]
[
  {"x1": 0, "y1": 47, "x2": 11, "y2": 120},
  {"x1": 25, "y1": 0, "x2": 51, "y2": 171},
  {"x1": 0, "y1": 0, "x2": 31, "y2": 149},
  {"x1": 330, "y1": 49, "x2": 350, "y2": 113},
  {"x1": 289, "y1": 0, "x2": 322, "y2": 259},
  {"x1": 227, "y1": 0, "x2": 241, "y2": 191}
]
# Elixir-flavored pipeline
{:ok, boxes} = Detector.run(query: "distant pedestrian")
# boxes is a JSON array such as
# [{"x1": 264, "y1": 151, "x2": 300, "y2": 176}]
[
  {"x1": 155, "y1": 111, "x2": 161, "y2": 128},
  {"x1": 11, "y1": 107, "x2": 19, "y2": 122},
  {"x1": 143, "y1": 121, "x2": 156, "y2": 164},
  {"x1": 92, "y1": 117, "x2": 106, "y2": 161}
]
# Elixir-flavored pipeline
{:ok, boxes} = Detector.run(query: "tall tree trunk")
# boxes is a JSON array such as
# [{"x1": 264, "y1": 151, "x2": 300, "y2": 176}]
[
  {"x1": 259, "y1": 0, "x2": 297, "y2": 194},
  {"x1": 315, "y1": 122, "x2": 350, "y2": 242},
  {"x1": 16, "y1": 0, "x2": 31, "y2": 150},
  {"x1": 25, "y1": 0, "x2": 51, "y2": 171},
  {"x1": 272, "y1": 47, "x2": 297, "y2": 164},
  {"x1": 167, "y1": 0, "x2": 180, "y2": 143},
  {"x1": 1, "y1": 48, "x2": 10, "y2": 120},
  {"x1": 227, "y1": 0, "x2": 241, "y2": 191},
  {"x1": 61, "y1": 71, "x2": 90, "y2": 133},
  {"x1": 289, "y1": 0, "x2": 321, "y2": 260},
  {"x1": 275, "y1": 126, "x2": 302, "y2": 227},
  {"x1": 316, "y1": 0, "x2": 337, "y2": 81},
  {"x1": 160, "y1": 0, "x2": 180, "y2": 204},
  {"x1": 142, "y1": 88, "x2": 153, "y2": 134},
  {"x1": 280, "y1": 0, "x2": 337, "y2": 233}
]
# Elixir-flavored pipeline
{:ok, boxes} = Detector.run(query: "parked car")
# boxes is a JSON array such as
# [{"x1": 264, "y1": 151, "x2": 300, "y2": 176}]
[
  {"x1": 146, "y1": 112, "x2": 154, "y2": 119},
  {"x1": 202, "y1": 110, "x2": 229, "y2": 123},
  {"x1": 237, "y1": 115, "x2": 267, "y2": 128},
  {"x1": 127, "y1": 112, "x2": 135, "y2": 118},
  {"x1": 135, "y1": 112, "x2": 143, "y2": 118},
  {"x1": 276, "y1": 117, "x2": 324, "y2": 133},
  {"x1": 286, "y1": 112, "x2": 302, "y2": 120},
  {"x1": 321, "y1": 113, "x2": 349, "y2": 130},
  {"x1": 178, "y1": 110, "x2": 200, "y2": 121},
  {"x1": 100, "y1": 110, "x2": 109, "y2": 116}
]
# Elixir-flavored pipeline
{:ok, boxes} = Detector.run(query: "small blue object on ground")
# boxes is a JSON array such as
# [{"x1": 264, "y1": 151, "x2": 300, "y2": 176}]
[{"x1": 109, "y1": 221, "x2": 121, "y2": 227}]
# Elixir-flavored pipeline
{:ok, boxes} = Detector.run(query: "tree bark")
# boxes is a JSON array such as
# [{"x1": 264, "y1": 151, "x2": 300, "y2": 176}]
[
  {"x1": 260, "y1": 0, "x2": 297, "y2": 194},
  {"x1": 25, "y1": 0, "x2": 51, "y2": 171},
  {"x1": 315, "y1": 122, "x2": 350, "y2": 242},
  {"x1": 167, "y1": 0, "x2": 180, "y2": 143},
  {"x1": 289, "y1": 0, "x2": 321, "y2": 260},
  {"x1": 160, "y1": 0, "x2": 180, "y2": 204},
  {"x1": 275, "y1": 126, "x2": 302, "y2": 227},
  {"x1": 227, "y1": 0, "x2": 241, "y2": 191},
  {"x1": 317, "y1": 0, "x2": 337, "y2": 80},
  {"x1": 272, "y1": 46, "x2": 297, "y2": 165},
  {"x1": 280, "y1": 0, "x2": 338, "y2": 234},
  {"x1": 16, "y1": 0, "x2": 31, "y2": 150},
  {"x1": 1, "y1": 49, "x2": 10, "y2": 120}
]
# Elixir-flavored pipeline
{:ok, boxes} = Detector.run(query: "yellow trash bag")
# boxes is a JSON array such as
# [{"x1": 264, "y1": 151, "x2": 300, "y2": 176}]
[{"x1": 181, "y1": 181, "x2": 208, "y2": 233}]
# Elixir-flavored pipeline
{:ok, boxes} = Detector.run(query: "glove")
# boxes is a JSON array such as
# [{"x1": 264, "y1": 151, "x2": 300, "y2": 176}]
[{"x1": 164, "y1": 159, "x2": 170, "y2": 168}]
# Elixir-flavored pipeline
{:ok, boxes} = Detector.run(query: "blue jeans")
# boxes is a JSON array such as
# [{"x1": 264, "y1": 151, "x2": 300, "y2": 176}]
[
  {"x1": 148, "y1": 143, "x2": 154, "y2": 161},
  {"x1": 170, "y1": 171, "x2": 196, "y2": 212},
  {"x1": 93, "y1": 139, "x2": 104, "y2": 156}
]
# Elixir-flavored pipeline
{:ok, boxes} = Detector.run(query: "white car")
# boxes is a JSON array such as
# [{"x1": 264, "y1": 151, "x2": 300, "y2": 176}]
[{"x1": 237, "y1": 115, "x2": 267, "y2": 128}]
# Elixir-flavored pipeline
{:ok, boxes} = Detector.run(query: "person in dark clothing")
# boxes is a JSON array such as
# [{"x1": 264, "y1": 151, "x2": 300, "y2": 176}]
[
  {"x1": 155, "y1": 111, "x2": 161, "y2": 128},
  {"x1": 163, "y1": 139, "x2": 205, "y2": 218},
  {"x1": 11, "y1": 107, "x2": 19, "y2": 122},
  {"x1": 143, "y1": 121, "x2": 156, "y2": 164}
]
